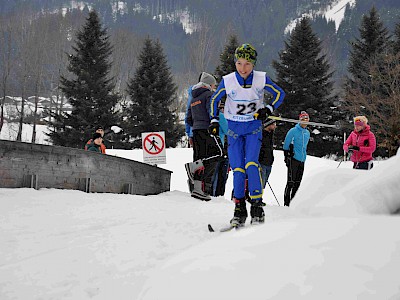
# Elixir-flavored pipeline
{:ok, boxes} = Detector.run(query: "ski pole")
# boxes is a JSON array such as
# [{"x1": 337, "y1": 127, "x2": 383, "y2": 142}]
[
  {"x1": 337, "y1": 152, "x2": 351, "y2": 168},
  {"x1": 267, "y1": 115, "x2": 341, "y2": 129},
  {"x1": 267, "y1": 181, "x2": 280, "y2": 206},
  {"x1": 337, "y1": 157, "x2": 344, "y2": 168}
]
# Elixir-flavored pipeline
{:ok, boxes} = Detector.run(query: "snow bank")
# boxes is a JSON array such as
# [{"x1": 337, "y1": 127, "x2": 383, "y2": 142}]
[{"x1": 292, "y1": 155, "x2": 400, "y2": 216}]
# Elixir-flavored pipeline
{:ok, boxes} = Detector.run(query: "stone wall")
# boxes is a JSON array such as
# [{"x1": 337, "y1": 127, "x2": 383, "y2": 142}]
[{"x1": 0, "y1": 140, "x2": 171, "y2": 195}]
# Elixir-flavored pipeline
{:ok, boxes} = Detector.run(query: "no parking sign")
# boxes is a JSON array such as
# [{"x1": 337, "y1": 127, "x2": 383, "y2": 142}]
[{"x1": 141, "y1": 131, "x2": 166, "y2": 165}]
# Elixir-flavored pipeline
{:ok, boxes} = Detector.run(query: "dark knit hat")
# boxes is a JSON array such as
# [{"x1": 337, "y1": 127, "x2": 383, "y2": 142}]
[
  {"x1": 93, "y1": 132, "x2": 102, "y2": 140},
  {"x1": 234, "y1": 43, "x2": 258, "y2": 65}
]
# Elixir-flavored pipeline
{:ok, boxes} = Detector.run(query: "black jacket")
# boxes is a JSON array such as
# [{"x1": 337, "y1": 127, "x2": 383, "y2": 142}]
[
  {"x1": 259, "y1": 129, "x2": 274, "y2": 166},
  {"x1": 187, "y1": 84, "x2": 213, "y2": 130}
]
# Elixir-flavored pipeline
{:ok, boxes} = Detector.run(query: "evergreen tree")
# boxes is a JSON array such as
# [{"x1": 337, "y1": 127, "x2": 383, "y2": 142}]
[
  {"x1": 125, "y1": 37, "x2": 184, "y2": 148},
  {"x1": 272, "y1": 17, "x2": 339, "y2": 157},
  {"x1": 344, "y1": 19, "x2": 400, "y2": 157},
  {"x1": 343, "y1": 7, "x2": 392, "y2": 157},
  {"x1": 214, "y1": 34, "x2": 239, "y2": 82},
  {"x1": 47, "y1": 10, "x2": 122, "y2": 149},
  {"x1": 346, "y1": 6, "x2": 391, "y2": 94}
]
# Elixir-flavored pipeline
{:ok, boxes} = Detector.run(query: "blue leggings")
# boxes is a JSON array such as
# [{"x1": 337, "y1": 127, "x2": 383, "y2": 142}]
[{"x1": 227, "y1": 120, "x2": 263, "y2": 201}]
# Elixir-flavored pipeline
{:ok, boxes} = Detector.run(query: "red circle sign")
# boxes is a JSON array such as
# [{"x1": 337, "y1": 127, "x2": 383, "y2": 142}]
[{"x1": 143, "y1": 133, "x2": 165, "y2": 155}]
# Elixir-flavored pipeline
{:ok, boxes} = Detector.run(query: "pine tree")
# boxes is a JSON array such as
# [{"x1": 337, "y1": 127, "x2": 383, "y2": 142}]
[
  {"x1": 214, "y1": 35, "x2": 239, "y2": 82},
  {"x1": 344, "y1": 18, "x2": 399, "y2": 157},
  {"x1": 272, "y1": 17, "x2": 338, "y2": 157},
  {"x1": 343, "y1": 7, "x2": 392, "y2": 157},
  {"x1": 125, "y1": 37, "x2": 184, "y2": 148},
  {"x1": 346, "y1": 6, "x2": 391, "y2": 94},
  {"x1": 47, "y1": 10, "x2": 122, "y2": 149}
]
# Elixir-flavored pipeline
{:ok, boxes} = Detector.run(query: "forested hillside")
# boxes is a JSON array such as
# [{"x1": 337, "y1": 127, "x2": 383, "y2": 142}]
[{"x1": 1, "y1": 0, "x2": 399, "y2": 81}]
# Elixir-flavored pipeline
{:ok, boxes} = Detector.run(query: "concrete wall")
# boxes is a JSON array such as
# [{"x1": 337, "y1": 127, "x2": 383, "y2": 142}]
[{"x1": 0, "y1": 140, "x2": 172, "y2": 195}]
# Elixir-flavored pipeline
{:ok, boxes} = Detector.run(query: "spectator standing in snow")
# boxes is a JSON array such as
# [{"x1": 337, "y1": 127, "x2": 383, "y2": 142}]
[
  {"x1": 184, "y1": 73, "x2": 206, "y2": 193},
  {"x1": 283, "y1": 111, "x2": 310, "y2": 207},
  {"x1": 343, "y1": 116, "x2": 376, "y2": 170},
  {"x1": 85, "y1": 125, "x2": 106, "y2": 154},
  {"x1": 209, "y1": 43, "x2": 285, "y2": 226},
  {"x1": 259, "y1": 119, "x2": 277, "y2": 189},
  {"x1": 184, "y1": 73, "x2": 204, "y2": 156},
  {"x1": 185, "y1": 72, "x2": 224, "y2": 201},
  {"x1": 85, "y1": 132, "x2": 103, "y2": 153}
]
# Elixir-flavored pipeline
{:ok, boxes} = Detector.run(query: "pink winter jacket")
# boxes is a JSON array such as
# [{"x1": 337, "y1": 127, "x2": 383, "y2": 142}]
[{"x1": 343, "y1": 125, "x2": 376, "y2": 163}]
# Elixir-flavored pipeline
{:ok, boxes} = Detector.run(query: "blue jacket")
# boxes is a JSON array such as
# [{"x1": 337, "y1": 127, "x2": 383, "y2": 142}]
[
  {"x1": 210, "y1": 71, "x2": 285, "y2": 119},
  {"x1": 283, "y1": 124, "x2": 310, "y2": 162},
  {"x1": 219, "y1": 113, "x2": 228, "y2": 146},
  {"x1": 184, "y1": 86, "x2": 193, "y2": 137}
]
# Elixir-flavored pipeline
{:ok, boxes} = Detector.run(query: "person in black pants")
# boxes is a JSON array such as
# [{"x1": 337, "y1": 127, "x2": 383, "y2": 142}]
[
  {"x1": 185, "y1": 72, "x2": 224, "y2": 201},
  {"x1": 283, "y1": 111, "x2": 311, "y2": 206}
]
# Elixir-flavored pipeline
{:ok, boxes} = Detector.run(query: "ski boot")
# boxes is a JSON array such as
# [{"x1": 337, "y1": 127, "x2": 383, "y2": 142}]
[
  {"x1": 185, "y1": 159, "x2": 204, "y2": 183},
  {"x1": 230, "y1": 197, "x2": 248, "y2": 228},
  {"x1": 250, "y1": 201, "x2": 265, "y2": 225},
  {"x1": 191, "y1": 180, "x2": 211, "y2": 201}
]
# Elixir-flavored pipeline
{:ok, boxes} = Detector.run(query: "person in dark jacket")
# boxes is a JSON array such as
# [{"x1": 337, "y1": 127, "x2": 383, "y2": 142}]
[
  {"x1": 259, "y1": 119, "x2": 277, "y2": 189},
  {"x1": 185, "y1": 72, "x2": 224, "y2": 201},
  {"x1": 85, "y1": 125, "x2": 106, "y2": 154},
  {"x1": 86, "y1": 133, "x2": 103, "y2": 153}
]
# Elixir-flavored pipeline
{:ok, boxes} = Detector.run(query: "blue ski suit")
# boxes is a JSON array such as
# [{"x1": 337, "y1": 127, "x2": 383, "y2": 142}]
[{"x1": 210, "y1": 71, "x2": 285, "y2": 201}]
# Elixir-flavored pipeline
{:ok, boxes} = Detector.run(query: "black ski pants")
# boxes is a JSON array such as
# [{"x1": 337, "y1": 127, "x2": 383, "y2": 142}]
[
  {"x1": 284, "y1": 158, "x2": 305, "y2": 206},
  {"x1": 192, "y1": 129, "x2": 224, "y2": 193}
]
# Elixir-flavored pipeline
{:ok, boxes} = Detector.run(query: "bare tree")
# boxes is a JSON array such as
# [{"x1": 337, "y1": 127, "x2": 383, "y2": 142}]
[
  {"x1": 0, "y1": 18, "x2": 13, "y2": 133},
  {"x1": 188, "y1": 15, "x2": 217, "y2": 74},
  {"x1": 29, "y1": 17, "x2": 52, "y2": 143},
  {"x1": 110, "y1": 28, "x2": 143, "y2": 106},
  {"x1": 14, "y1": 15, "x2": 34, "y2": 142},
  {"x1": 345, "y1": 53, "x2": 400, "y2": 157}
]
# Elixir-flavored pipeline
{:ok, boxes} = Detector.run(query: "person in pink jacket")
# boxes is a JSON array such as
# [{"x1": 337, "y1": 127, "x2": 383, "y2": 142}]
[{"x1": 343, "y1": 116, "x2": 376, "y2": 170}]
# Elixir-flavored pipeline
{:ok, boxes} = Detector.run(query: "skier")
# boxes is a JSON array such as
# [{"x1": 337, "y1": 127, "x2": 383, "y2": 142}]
[
  {"x1": 185, "y1": 72, "x2": 224, "y2": 201},
  {"x1": 283, "y1": 111, "x2": 310, "y2": 206},
  {"x1": 209, "y1": 43, "x2": 285, "y2": 226},
  {"x1": 343, "y1": 116, "x2": 376, "y2": 170}
]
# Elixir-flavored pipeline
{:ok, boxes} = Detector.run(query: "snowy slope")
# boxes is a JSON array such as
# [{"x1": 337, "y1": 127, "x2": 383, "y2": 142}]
[
  {"x1": 1, "y1": 148, "x2": 399, "y2": 300},
  {"x1": 285, "y1": 0, "x2": 357, "y2": 33}
]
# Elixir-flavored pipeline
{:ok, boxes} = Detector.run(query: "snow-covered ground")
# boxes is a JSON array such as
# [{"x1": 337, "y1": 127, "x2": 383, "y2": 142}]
[
  {"x1": 0, "y1": 123, "x2": 51, "y2": 145},
  {"x1": 1, "y1": 147, "x2": 399, "y2": 300}
]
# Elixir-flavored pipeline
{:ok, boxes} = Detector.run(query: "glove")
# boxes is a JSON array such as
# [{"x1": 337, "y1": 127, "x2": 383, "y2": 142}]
[
  {"x1": 208, "y1": 121, "x2": 219, "y2": 136},
  {"x1": 348, "y1": 145, "x2": 360, "y2": 151},
  {"x1": 284, "y1": 150, "x2": 292, "y2": 167},
  {"x1": 254, "y1": 106, "x2": 273, "y2": 121}
]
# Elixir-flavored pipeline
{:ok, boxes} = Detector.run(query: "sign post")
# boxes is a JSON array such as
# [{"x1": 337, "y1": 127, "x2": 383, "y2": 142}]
[{"x1": 142, "y1": 131, "x2": 166, "y2": 165}]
